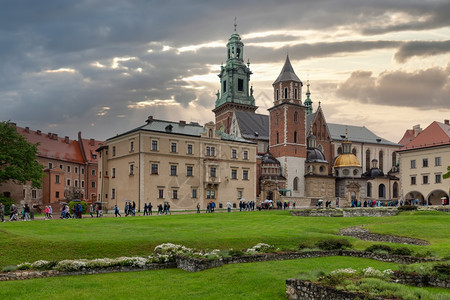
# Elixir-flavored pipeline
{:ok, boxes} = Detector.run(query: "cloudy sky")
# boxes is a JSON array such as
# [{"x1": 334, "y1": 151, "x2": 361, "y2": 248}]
[{"x1": 1, "y1": 0, "x2": 449, "y2": 143}]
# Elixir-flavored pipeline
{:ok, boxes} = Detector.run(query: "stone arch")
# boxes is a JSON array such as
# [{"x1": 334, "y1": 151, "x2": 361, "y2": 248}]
[
  {"x1": 426, "y1": 189, "x2": 449, "y2": 205},
  {"x1": 393, "y1": 182, "x2": 398, "y2": 198},
  {"x1": 293, "y1": 177, "x2": 299, "y2": 191},
  {"x1": 404, "y1": 191, "x2": 424, "y2": 205},
  {"x1": 367, "y1": 182, "x2": 372, "y2": 197},
  {"x1": 378, "y1": 184, "x2": 386, "y2": 199}
]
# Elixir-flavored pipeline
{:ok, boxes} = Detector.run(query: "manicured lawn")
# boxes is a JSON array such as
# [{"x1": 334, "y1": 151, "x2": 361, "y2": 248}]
[
  {"x1": 0, "y1": 210, "x2": 448, "y2": 268},
  {"x1": 0, "y1": 257, "x2": 412, "y2": 299}
]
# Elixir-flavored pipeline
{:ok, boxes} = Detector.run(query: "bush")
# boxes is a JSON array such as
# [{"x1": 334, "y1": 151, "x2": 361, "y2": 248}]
[
  {"x1": 397, "y1": 205, "x2": 418, "y2": 211},
  {"x1": 228, "y1": 249, "x2": 245, "y2": 257},
  {"x1": 2, "y1": 265, "x2": 17, "y2": 272},
  {"x1": 298, "y1": 243, "x2": 309, "y2": 250},
  {"x1": 68, "y1": 200, "x2": 88, "y2": 214},
  {"x1": 0, "y1": 195, "x2": 15, "y2": 215},
  {"x1": 315, "y1": 238, "x2": 352, "y2": 250},
  {"x1": 365, "y1": 244, "x2": 392, "y2": 253},
  {"x1": 391, "y1": 247, "x2": 413, "y2": 256},
  {"x1": 432, "y1": 263, "x2": 450, "y2": 278}
]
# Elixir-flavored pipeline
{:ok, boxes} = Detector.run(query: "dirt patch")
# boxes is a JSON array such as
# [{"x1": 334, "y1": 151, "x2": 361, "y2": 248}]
[{"x1": 338, "y1": 226, "x2": 429, "y2": 245}]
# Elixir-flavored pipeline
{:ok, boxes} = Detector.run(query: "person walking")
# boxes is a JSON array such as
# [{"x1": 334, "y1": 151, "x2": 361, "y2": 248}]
[
  {"x1": 114, "y1": 205, "x2": 121, "y2": 217},
  {"x1": 48, "y1": 205, "x2": 53, "y2": 219},
  {"x1": 148, "y1": 202, "x2": 153, "y2": 215},
  {"x1": 89, "y1": 204, "x2": 94, "y2": 218},
  {"x1": 143, "y1": 203, "x2": 148, "y2": 216},
  {"x1": 24, "y1": 204, "x2": 31, "y2": 221},
  {"x1": 226, "y1": 201, "x2": 232, "y2": 213},
  {"x1": 197, "y1": 203, "x2": 200, "y2": 213},
  {"x1": 132, "y1": 201, "x2": 136, "y2": 216},
  {"x1": 166, "y1": 203, "x2": 171, "y2": 215}
]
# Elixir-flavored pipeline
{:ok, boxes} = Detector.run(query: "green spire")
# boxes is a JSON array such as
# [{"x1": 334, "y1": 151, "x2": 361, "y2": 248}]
[{"x1": 304, "y1": 80, "x2": 313, "y2": 115}]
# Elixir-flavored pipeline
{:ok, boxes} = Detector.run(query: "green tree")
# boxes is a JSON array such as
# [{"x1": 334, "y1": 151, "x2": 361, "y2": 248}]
[
  {"x1": 0, "y1": 121, "x2": 44, "y2": 188},
  {"x1": 443, "y1": 166, "x2": 450, "y2": 179}
]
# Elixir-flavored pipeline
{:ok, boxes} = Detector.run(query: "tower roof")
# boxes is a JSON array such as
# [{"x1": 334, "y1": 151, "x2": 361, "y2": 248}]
[{"x1": 273, "y1": 55, "x2": 302, "y2": 85}]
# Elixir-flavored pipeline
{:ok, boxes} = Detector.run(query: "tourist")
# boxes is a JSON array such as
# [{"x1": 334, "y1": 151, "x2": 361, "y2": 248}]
[
  {"x1": 65, "y1": 205, "x2": 71, "y2": 219},
  {"x1": 76, "y1": 203, "x2": 83, "y2": 218},
  {"x1": 0, "y1": 202, "x2": 4, "y2": 222},
  {"x1": 148, "y1": 202, "x2": 153, "y2": 215},
  {"x1": 48, "y1": 205, "x2": 52, "y2": 219},
  {"x1": 196, "y1": 203, "x2": 200, "y2": 213},
  {"x1": 124, "y1": 203, "x2": 129, "y2": 216},
  {"x1": 89, "y1": 204, "x2": 94, "y2": 218},
  {"x1": 166, "y1": 202, "x2": 171, "y2": 215},
  {"x1": 114, "y1": 205, "x2": 121, "y2": 217},
  {"x1": 44, "y1": 206, "x2": 49, "y2": 219},
  {"x1": 24, "y1": 204, "x2": 31, "y2": 221},
  {"x1": 157, "y1": 204, "x2": 163, "y2": 215},
  {"x1": 143, "y1": 203, "x2": 148, "y2": 216},
  {"x1": 226, "y1": 201, "x2": 232, "y2": 212},
  {"x1": 132, "y1": 201, "x2": 136, "y2": 216},
  {"x1": 10, "y1": 204, "x2": 18, "y2": 221}
]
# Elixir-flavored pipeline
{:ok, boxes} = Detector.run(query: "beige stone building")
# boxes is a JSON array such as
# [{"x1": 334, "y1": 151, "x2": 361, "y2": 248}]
[
  {"x1": 97, "y1": 117, "x2": 257, "y2": 212},
  {"x1": 397, "y1": 120, "x2": 450, "y2": 205}
]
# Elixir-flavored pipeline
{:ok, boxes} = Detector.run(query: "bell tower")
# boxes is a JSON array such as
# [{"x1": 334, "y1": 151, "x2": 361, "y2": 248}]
[
  {"x1": 213, "y1": 22, "x2": 257, "y2": 133},
  {"x1": 268, "y1": 55, "x2": 307, "y2": 196}
]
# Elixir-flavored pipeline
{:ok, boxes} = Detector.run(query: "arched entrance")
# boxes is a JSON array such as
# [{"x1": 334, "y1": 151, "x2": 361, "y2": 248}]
[
  {"x1": 404, "y1": 191, "x2": 424, "y2": 205},
  {"x1": 426, "y1": 190, "x2": 449, "y2": 205}
]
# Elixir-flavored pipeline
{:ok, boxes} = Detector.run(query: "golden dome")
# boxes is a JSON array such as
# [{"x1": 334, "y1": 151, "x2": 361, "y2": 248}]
[{"x1": 334, "y1": 153, "x2": 361, "y2": 167}]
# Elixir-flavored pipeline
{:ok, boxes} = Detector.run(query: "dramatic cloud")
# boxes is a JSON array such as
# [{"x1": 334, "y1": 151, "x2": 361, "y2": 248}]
[
  {"x1": 395, "y1": 40, "x2": 450, "y2": 62},
  {"x1": 336, "y1": 65, "x2": 450, "y2": 108}
]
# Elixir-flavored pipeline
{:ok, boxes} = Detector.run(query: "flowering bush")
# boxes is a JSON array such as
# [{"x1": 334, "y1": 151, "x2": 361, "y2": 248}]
[
  {"x1": 246, "y1": 243, "x2": 276, "y2": 254},
  {"x1": 330, "y1": 268, "x2": 357, "y2": 275},
  {"x1": 55, "y1": 259, "x2": 88, "y2": 272},
  {"x1": 116, "y1": 256, "x2": 148, "y2": 268},
  {"x1": 17, "y1": 262, "x2": 32, "y2": 270},
  {"x1": 30, "y1": 260, "x2": 56, "y2": 270},
  {"x1": 154, "y1": 243, "x2": 193, "y2": 256}
]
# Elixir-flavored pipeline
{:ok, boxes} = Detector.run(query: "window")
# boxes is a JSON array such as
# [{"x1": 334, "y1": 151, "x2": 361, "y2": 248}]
[
  {"x1": 276, "y1": 89, "x2": 279, "y2": 100},
  {"x1": 276, "y1": 132, "x2": 279, "y2": 144},
  {"x1": 435, "y1": 157, "x2": 441, "y2": 166},
  {"x1": 91, "y1": 181, "x2": 96, "y2": 188},
  {"x1": 187, "y1": 166, "x2": 193, "y2": 176},
  {"x1": 435, "y1": 174, "x2": 441, "y2": 183},
  {"x1": 56, "y1": 191, "x2": 60, "y2": 198},
  {"x1": 129, "y1": 164, "x2": 134, "y2": 175},
  {"x1": 392, "y1": 152, "x2": 397, "y2": 167},
  {"x1": 187, "y1": 144, "x2": 193, "y2": 154},
  {"x1": 55, "y1": 175, "x2": 60, "y2": 184},
  {"x1": 411, "y1": 160, "x2": 416, "y2": 169},
  {"x1": 223, "y1": 80, "x2": 227, "y2": 93},
  {"x1": 112, "y1": 188, "x2": 116, "y2": 199},
  {"x1": 170, "y1": 165, "x2": 177, "y2": 176},
  {"x1": 243, "y1": 150, "x2": 248, "y2": 160},
  {"x1": 211, "y1": 147, "x2": 215, "y2": 156},
  {"x1": 75, "y1": 167, "x2": 78, "y2": 174},
  {"x1": 367, "y1": 182, "x2": 372, "y2": 197},
  {"x1": 411, "y1": 176, "x2": 416, "y2": 185},
  {"x1": 151, "y1": 164, "x2": 158, "y2": 175},
  {"x1": 243, "y1": 170, "x2": 249, "y2": 180},
  {"x1": 81, "y1": 168, "x2": 85, "y2": 175},
  {"x1": 294, "y1": 112, "x2": 298, "y2": 123},
  {"x1": 32, "y1": 190, "x2": 37, "y2": 199},
  {"x1": 206, "y1": 146, "x2": 215, "y2": 156},
  {"x1": 158, "y1": 189, "x2": 164, "y2": 199},
  {"x1": 112, "y1": 146, "x2": 116, "y2": 157},
  {"x1": 294, "y1": 131, "x2": 297, "y2": 143},
  {"x1": 237, "y1": 190, "x2": 242, "y2": 199},
  {"x1": 192, "y1": 188, "x2": 197, "y2": 198},
  {"x1": 75, "y1": 180, "x2": 78, "y2": 187},
  {"x1": 171, "y1": 142, "x2": 177, "y2": 153},
  {"x1": 173, "y1": 190, "x2": 178, "y2": 199},
  {"x1": 210, "y1": 167, "x2": 216, "y2": 178},
  {"x1": 112, "y1": 168, "x2": 116, "y2": 178},
  {"x1": 232, "y1": 149, "x2": 237, "y2": 159},
  {"x1": 238, "y1": 78, "x2": 244, "y2": 91},
  {"x1": 59, "y1": 164, "x2": 63, "y2": 170},
  {"x1": 338, "y1": 147, "x2": 343, "y2": 155},
  {"x1": 130, "y1": 140, "x2": 134, "y2": 152},
  {"x1": 379, "y1": 150, "x2": 384, "y2": 172},
  {"x1": 423, "y1": 158, "x2": 428, "y2": 167},
  {"x1": 393, "y1": 182, "x2": 398, "y2": 198},
  {"x1": 67, "y1": 179, "x2": 71, "y2": 186},
  {"x1": 91, "y1": 169, "x2": 96, "y2": 176},
  {"x1": 293, "y1": 177, "x2": 299, "y2": 191},
  {"x1": 423, "y1": 175, "x2": 429, "y2": 184},
  {"x1": 81, "y1": 181, "x2": 85, "y2": 188},
  {"x1": 67, "y1": 166, "x2": 71, "y2": 172},
  {"x1": 48, "y1": 162, "x2": 53, "y2": 169},
  {"x1": 294, "y1": 88, "x2": 298, "y2": 99},
  {"x1": 151, "y1": 140, "x2": 158, "y2": 151},
  {"x1": 231, "y1": 169, "x2": 237, "y2": 179},
  {"x1": 206, "y1": 189, "x2": 215, "y2": 199},
  {"x1": 284, "y1": 87, "x2": 288, "y2": 98},
  {"x1": 365, "y1": 149, "x2": 370, "y2": 171},
  {"x1": 378, "y1": 184, "x2": 386, "y2": 199}
]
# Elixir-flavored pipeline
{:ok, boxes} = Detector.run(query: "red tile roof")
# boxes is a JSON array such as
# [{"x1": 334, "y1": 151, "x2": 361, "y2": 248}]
[
  {"x1": 80, "y1": 136, "x2": 104, "y2": 164},
  {"x1": 399, "y1": 121, "x2": 450, "y2": 151},
  {"x1": 398, "y1": 129, "x2": 415, "y2": 146}
]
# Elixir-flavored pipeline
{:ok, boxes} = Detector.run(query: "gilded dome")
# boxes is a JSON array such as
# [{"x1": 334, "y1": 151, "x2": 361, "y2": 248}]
[{"x1": 333, "y1": 153, "x2": 360, "y2": 167}]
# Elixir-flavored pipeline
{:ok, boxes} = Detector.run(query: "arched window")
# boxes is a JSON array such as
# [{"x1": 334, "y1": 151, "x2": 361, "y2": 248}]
[
  {"x1": 276, "y1": 90, "x2": 279, "y2": 100},
  {"x1": 275, "y1": 113, "x2": 279, "y2": 125},
  {"x1": 367, "y1": 182, "x2": 372, "y2": 197},
  {"x1": 294, "y1": 111, "x2": 298, "y2": 123},
  {"x1": 208, "y1": 129, "x2": 213, "y2": 138},
  {"x1": 393, "y1": 182, "x2": 398, "y2": 198},
  {"x1": 378, "y1": 184, "x2": 386, "y2": 199},
  {"x1": 293, "y1": 177, "x2": 299, "y2": 191},
  {"x1": 365, "y1": 149, "x2": 371, "y2": 171},
  {"x1": 392, "y1": 152, "x2": 397, "y2": 167},
  {"x1": 379, "y1": 150, "x2": 384, "y2": 172},
  {"x1": 337, "y1": 147, "x2": 342, "y2": 155},
  {"x1": 352, "y1": 148, "x2": 357, "y2": 156},
  {"x1": 294, "y1": 131, "x2": 297, "y2": 143},
  {"x1": 284, "y1": 87, "x2": 288, "y2": 99},
  {"x1": 276, "y1": 132, "x2": 279, "y2": 144},
  {"x1": 294, "y1": 88, "x2": 298, "y2": 99}
]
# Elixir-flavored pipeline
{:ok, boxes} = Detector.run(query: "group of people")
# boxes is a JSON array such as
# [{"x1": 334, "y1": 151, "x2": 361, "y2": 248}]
[
  {"x1": 4, "y1": 204, "x2": 31, "y2": 221},
  {"x1": 157, "y1": 202, "x2": 171, "y2": 215},
  {"x1": 44, "y1": 205, "x2": 53, "y2": 219},
  {"x1": 239, "y1": 200, "x2": 255, "y2": 211},
  {"x1": 205, "y1": 201, "x2": 216, "y2": 213}
]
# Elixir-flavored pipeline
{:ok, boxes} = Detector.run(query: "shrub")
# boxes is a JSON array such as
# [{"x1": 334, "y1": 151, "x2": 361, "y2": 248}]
[
  {"x1": 298, "y1": 243, "x2": 309, "y2": 250},
  {"x1": 365, "y1": 244, "x2": 392, "y2": 254},
  {"x1": 17, "y1": 262, "x2": 31, "y2": 270},
  {"x1": 432, "y1": 263, "x2": 450, "y2": 278},
  {"x1": 2, "y1": 265, "x2": 17, "y2": 273},
  {"x1": 68, "y1": 200, "x2": 88, "y2": 214},
  {"x1": 246, "y1": 243, "x2": 276, "y2": 254},
  {"x1": 31, "y1": 260, "x2": 57, "y2": 270},
  {"x1": 228, "y1": 249, "x2": 245, "y2": 257},
  {"x1": 0, "y1": 195, "x2": 15, "y2": 215},
  {"x1": 391, "y1": 247, "x2": 413, "y2": 256},
  {"x1": 397, "y1": 205, "x2": 417, "y2": 211},
  {"x1": 315, "y1": 238, "x2": 352, "y2": 250}
]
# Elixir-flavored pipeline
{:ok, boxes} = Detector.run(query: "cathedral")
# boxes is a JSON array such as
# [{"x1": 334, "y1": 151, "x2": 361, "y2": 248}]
[{"x1": 213, "y1": 26, "x2": 401, "y2": 207}]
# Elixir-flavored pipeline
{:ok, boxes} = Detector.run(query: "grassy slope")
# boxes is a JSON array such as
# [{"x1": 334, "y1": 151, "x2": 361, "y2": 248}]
[{"x1": 0, "y1": 210, "x2": 448, "y2": 268}]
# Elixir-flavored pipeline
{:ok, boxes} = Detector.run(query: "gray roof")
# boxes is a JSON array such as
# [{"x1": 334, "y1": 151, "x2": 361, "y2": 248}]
[
  {"x1": 273, "y1": 55, "x2": 302, "y2": 85},
  {"x1": 235, "y1": 111, "x2": 270, "y2": 141},
  {"x1": 306, "y1": 112, "x2": 317, "y2": 133},
  {"x1": 328, "y1": 123, "x2": 400, "y2": 146}
]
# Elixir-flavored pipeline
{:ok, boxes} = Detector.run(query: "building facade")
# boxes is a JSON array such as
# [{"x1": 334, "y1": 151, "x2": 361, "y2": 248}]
[{"x1": 97, "y1": 118, "x2": 257, "y2": 211}]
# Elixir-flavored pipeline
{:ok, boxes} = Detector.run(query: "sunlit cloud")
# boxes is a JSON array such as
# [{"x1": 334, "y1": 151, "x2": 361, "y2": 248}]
[
  {"x1": 97, "y1": 106, "x2": 110, "y2": 116},
  {"x1": 127, "y1": 98, "x2": 180, "y2": 109},
  {"x1": 111, "y1": 57, "x2": 136, "y2": 69},
  {"x1": 178, "y1": 40, "x2": 224, "y2": 52},
  {"x1": 44, "y1": 68, "x2": 76, "y2": 73}
]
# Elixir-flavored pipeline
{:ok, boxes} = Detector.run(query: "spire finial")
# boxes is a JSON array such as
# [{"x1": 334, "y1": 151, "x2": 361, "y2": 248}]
[
  {"x1": 345, "y1": 125, "x2": 349, "y2": 141},
  {"x1": 307, "y1": 80, "x2": 310, "y2": 94},
  {"x1": 234, "y1": 17, "x2": 237, "y2": 32}
]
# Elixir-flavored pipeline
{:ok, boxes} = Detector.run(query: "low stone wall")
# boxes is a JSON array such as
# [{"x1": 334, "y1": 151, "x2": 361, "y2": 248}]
[
  {"x1": 338, "y1": 226, "x2": 429, "y2": 245},
  {"x1": 291, "y1": 208, "x2": 399, "y2": 217},
  {"x1": 285, "y1": 279, "x2": 383, "y2": 300},
  {"x1": 176, "y1": 256, "x2": 224, "y2": 272},
  {"x1": 0, "y1": 263, "x2": 176, "y2": 281},
  {"x1": 393, "y1": 271, "x2": 450, "y2": 289}
]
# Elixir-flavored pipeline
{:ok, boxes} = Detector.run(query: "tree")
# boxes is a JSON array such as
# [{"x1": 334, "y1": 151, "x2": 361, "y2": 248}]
[
  {"x1": 64, "y1": 186, "x2": 83, "y2": 202},
  {"x1": 0, "y1": 121, "x2": 44, "y2": 188},
  {"x1": 443, "y1": 166, "x2": 450, "y2": 179}
]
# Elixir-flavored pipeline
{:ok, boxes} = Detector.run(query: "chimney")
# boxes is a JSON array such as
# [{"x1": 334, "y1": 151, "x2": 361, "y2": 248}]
[
  {"x1": 90, "y1": 138, "x2": 95, "y2": 146},
  {"x1": 179, "y1": 120, "x2": 186, "y2": 126},
  {"x1": 146, "y1": 116, "x2": 153, "y2": 123},
  {"x1": 65, "y1": 136, "x2": 70, "y2": 144},
  {"x1": 445, "y1": 119, "x2": 449, "y2": 125},
  {"x1": 37, "y1": 130, "x2": 41, "y2": 135},
  {"x1": 412, "y1": 124, "x2": 422, "y2": 137},
  {"x1": 53, "y1": 133, "x2": 58, "y2": 140},
  {"x1": 25, "y1": 127, "x2": 30, "y2": 133},
  {"x1": 48, "y1": 132, "x2": 52, "y2": 138}
]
